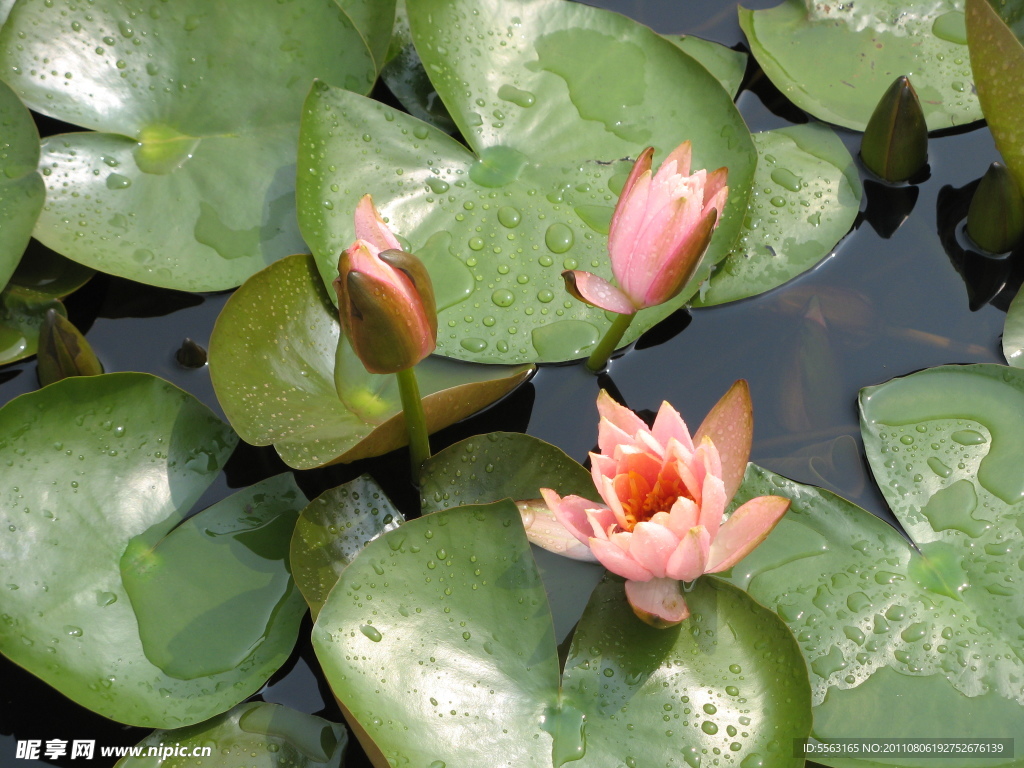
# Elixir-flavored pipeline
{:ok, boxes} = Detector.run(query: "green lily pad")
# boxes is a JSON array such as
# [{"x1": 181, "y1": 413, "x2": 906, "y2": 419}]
[
  {"x1": 0, "y1": 373, "x2": 308, "y2": 728},
  {"x1": 313, "y1": 501, "x2": 812, "y2": 767},
  {"x1": 290, "y1": 475, "x2": 405, "y2": 620},
  {"x1": 0, "y1": 285, "x2": 64, "y2": 365},
  {"x1": 741, "y1": 0, "x2": 982, "y2": 131},
  {"x1": 0, "y1": 78, "x2": 45, "y2": 292},
  {"x1": 419, "y1": 431, "x2": 597, "y2": 514},
  {"x1": 1005, "y1": 285, "x2": 1024, "y2": 367},
  {"x1": 716, "y1": 364, "x2": 1024, "y2": 765},
  {"x1": 208, "y1": 253, "x2": 533, "y2": 469},
  {"x1": 7, "y1": 247, "x2": 94, "y2": 300},
  {"x1": 664, "y1": 35, "x2": 748, "y2": 99},
  {"x1": 0, "y1": 0, "x2": 394, "y2": 291},
  {"x1": 297, "y1": 0, "x2": 757, "y2": 364},
  {"x1": 694, "y1": 123, "x2": 862, "y2": 307},
  {"x1": 967, "y1": 0, "x2": 1024, "y2": 193},
  {"x1": 115, "y1": 702, "x2": 348, "y2": 768}
]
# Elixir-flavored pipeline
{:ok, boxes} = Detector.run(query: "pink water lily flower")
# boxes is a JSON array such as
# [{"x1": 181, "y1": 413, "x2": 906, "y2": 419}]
[
  {"x1": 334, "y1": 195, "x2": 437, "y2": 374},
  {"x1": 563, "y1": 141, "x2": 728, "y2": 314},
  {"x1": 540, "y1": 383, "x2": 789, "y2": 627}
]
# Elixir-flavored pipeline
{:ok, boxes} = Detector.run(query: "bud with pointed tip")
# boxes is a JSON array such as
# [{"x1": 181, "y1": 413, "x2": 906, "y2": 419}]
[
  {"x1": 860, "y1": 75, "x2": 928, "y2": 183},
  {"x1": 334, "y1": 241, "x2": 437, "y2": 375},
  {"x1": 967, "y1": 161, "x2": 1024, "y2": 253},
  {"x1": 37, "y1": 308, "x2": 103, "y2": 386}
]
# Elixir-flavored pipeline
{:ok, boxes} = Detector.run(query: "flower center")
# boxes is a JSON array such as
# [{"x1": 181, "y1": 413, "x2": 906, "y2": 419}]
[{"x1": 618, "y1": 471, "x2": 690, "y2": 530}]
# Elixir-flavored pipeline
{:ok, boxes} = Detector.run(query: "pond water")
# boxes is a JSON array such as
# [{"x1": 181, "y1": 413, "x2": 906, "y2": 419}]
[{"x1": 0, "y1": 0, "x2": 1015, "y2": 766}]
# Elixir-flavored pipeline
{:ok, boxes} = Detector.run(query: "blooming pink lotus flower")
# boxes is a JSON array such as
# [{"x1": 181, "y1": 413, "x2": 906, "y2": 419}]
[
  {"x1": 540, "y1": 382, "x2": 789, "y2": 627},
  {"x1": 563, "y1": 141, "x2": 728, "y2": 314},
  {"x1": 334, "y1": 195, "x2": 437, "y2": 374}
]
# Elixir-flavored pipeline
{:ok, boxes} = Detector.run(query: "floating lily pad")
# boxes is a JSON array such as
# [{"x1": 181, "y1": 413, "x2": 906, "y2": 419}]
[
  {"x1": 0, "y1": 285, "x2": 65, "y2": 365},
  {"x1": 0, "y1": 373, "x2": 308, "y2": 728},
  {"x1": 717, "y1": 364, "x2": 1024, "y2": 765},
  {"x1": 695, "y1": 123, "x2": 862, "y2": 306},
  {"x1": 0, "y1": 78, "x2": 45, "y2": 292},
  {"x1": 1005, "y1": 285, "x2": 1024, "y2": 367},
  {"x1": 313, "y1": 501, "x2": 811, "y2": 767},
  {"x1": 8, "y1": 247, "x2": 94, "y2": 300},
  {"x1": 115, "y1": 702, "x2": 348, "y2": 768},
  {"x1": 663, "y1": 35, "x2": 748, "y2": 99},
  {"x1": 741, "y1": 0, "x2": 982, "y2": 131},
  {"x1": 967, "y1": 0, "x2": 1024, "y2": 193},
  {"x1": 290, "y1": 475, "x2": 405, "y2": 619},
  {"x1": 0, "y1": 0, "x2": 394, "y2": 291},
  {"x1": 209, "y1": 253, "x2": 533, "y2": 469},
  {"x1": 297, "y1": 0, "x2": 757, "y2": 364}
]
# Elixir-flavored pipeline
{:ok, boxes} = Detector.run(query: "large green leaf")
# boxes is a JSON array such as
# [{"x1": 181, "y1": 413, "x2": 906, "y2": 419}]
[
  {"x1": 0, "y1": 373, "x2": 308, "y2": 728},
  {"x1": 297, "y1": 0, "x2": 757, "y2": 364},
  {"x1": 564, "y1": 576, "x2": 812, "y2": 768},
  {"x1": 313, "y1": 502, "x2": 812, "y2": 767},
  {"x1": 1, "y1": 0, "x2": 394, "y2": 290},
  {"x1": 290, "y1": 475, "x2": 405, "y2": 620},
  {"x1": 664, "y1": 35, "x2": 749, "y2": 99},
  {"x1": 115, "y1": 702, "x2": 348, "y2": 768},
  {"x1": 209, "y1": 253, "x2": 533, "y2": 469},
  {"x1": 1005, "y1": 284, "x2": 1024, "y2": 367},
  {"x1": 0, "y1": 78, "x2": 44, "y2": 292},
  {"x1": 741, "y1": 0, "x2": 982, "y2": 131},
  {"x1": 717, "y1": 364, "x2": 1024, "y2": 766},
  {"x1": 695, "y1": 123, "x2": 862, "y2": 307},
  {"x1": 967, "y1": 0, "x2": 1024, "y2": 193}
]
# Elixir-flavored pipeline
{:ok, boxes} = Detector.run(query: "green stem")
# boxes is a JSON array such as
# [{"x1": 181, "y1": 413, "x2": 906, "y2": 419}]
[
  {"x1": 396, "y1": 366, "x2": 430, "y2": 479},
  {"x1": 586, "y1": 312, "x2": 636, "y2": 373}
]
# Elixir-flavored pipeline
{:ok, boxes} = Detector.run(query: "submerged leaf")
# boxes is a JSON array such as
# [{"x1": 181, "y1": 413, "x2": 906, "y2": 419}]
[
  {"x1": 36, "y1": 308, "x2": 103, "y2": 386},
  {"x1": 1006, "y1": 285, "x2": 1024, "y2": 367}
]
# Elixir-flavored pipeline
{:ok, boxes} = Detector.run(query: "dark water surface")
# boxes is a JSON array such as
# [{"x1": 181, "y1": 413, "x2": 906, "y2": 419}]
[{"x1": 0, "y1": 1, "x2": 1014, "y2": 766}]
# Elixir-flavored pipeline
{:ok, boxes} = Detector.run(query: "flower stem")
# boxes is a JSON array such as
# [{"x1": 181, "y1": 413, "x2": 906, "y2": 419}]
[
  {"x1": 396, "y1": 366, "x2": 430, "y2": 479},
  {"x1": 586, "y1": 312, "x2": 636, "y2": 373}
]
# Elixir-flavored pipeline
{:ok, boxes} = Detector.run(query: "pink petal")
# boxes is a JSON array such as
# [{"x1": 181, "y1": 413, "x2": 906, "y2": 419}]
[
  {"x1": 625, "y1": 577, "x2": 689, "y2": 627},
  {"x1": 662, "y1": 140, "x2": 693, "y2": 178},
  {"x1": 590, "y1": 537, "x2": 653, "y2": 581},
  {"x1": 517, "y1": 500, "x2": 600, "y2": 563},
  {"x1": 354, "y1": 194, "x2": 402, "y2": 251},
  {"x1": 697, "y1": 472, "x2": 727, "y2": 540},
  {"x1": 702, "y1": 168, "x2": 729, "y2": 218},
  {"x1": 666, "y1": 495, "x2": 700, "y2": 534},
  {"x1": 590, "y1": 452, "x2": 617, "y2": 483},
  {"x1": 666, "y1": 526, "x2": 711, "y2": 581},
  {"x1": 629, "y1": 522, "x2": 681, "y2": 578},
  {"x1": 613, "y1": 147, "x2": 654, "y2": 219},
  {"x1": 694, "y1": 380, "x2": 753, "y2": 503},
  {"x1": 706, "y1": 495, "x2": 791, "y2": 573},
  {"x1": 599, "y1": 473, "x2": 632, "y2": 531},
  {"x1": 540, "y1": 488, "x2": 605, "y2": 546},
  {"x1": 638, "y1": 204, "x2": 716, "y2": 307},
  {"x1": 608, "y1": 170, "x2": 654, "y2": 285},
  {"x1": 597, "y1": 390, "x2": 649, "y2": 442},
  {"x1": 651, "y1": 401, "x2": 694, "y2": 453},
  {"x1": 562, "y1": 270, "x2": 636, "y2": 314}
]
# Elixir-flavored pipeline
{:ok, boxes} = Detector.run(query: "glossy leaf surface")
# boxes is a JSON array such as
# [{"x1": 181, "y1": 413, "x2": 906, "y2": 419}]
[
  {"x1": 1005, "y1": 285, "x2": 1024, "y2": 367},
  {"x1": 717, "y1": 364, "x2": 1024, "y2": 765},
  {"x1": 419, "y1": 431, "x2": 597, "y2": 515},
  {"x1": 290, "y1": 475, "x2": 405, "y2": 619},
  {"x1": 695, "y1": 123, "x2": 862, "y2": 307},
  {"x1": 314, "y1": 502, "x2": 812, "y2": 767},
  {"x1": 209, "y1": 254, "x2": 533, "y2": 469},
  {"x1": 967, "y1": 0, "x2": 1024, "y2": 193},
  {"x1": 664, "y1": 35, "x2": 748, "y2": 99},
  {"x1": 1, "y1": 0, "x2": 393, "y2": 290},
  {"x1": 0, "y1": 373, "x2": 307, "y2": 728},
  {"x1": 297, "y1": 0, "x2": 757, "y2": 364},
  {"x1": 0, "y1": 286, "x2": 65, "y2": 365},
  {"x1": 741, "y1": 0, "x2": 981, "y2": 131},
  {"x1": 115, "y1": 702, "x2": 347, "y2": 768},
  {"x1": 0, "y1": 78, "x2": 45, "y2": 292}
]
